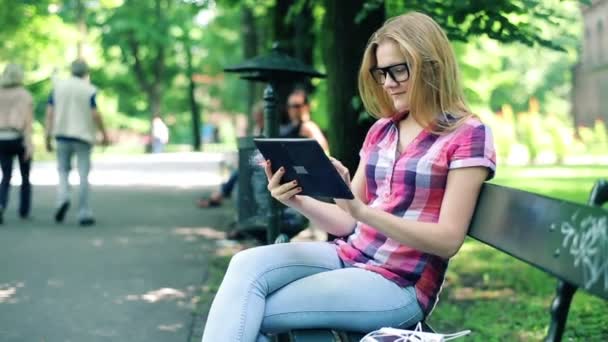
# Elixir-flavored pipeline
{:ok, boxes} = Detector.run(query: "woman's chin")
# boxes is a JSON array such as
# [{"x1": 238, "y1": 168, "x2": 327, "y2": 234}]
[{"x1": 393, "y1": 103, "x2": 409, "y2": 113}]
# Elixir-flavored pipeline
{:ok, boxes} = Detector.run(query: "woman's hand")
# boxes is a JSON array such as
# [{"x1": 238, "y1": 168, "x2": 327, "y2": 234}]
[
  {"x1": 329, "y1": 157, "x2": 366, "y2": 219},
  {"x1": 263, "y1": 160, "x2": 302, "y2": 206}
]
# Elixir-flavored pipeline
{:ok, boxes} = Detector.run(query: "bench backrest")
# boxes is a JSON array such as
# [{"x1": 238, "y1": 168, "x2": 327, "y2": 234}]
[{"x1": 467, "y1": 183, "x2": 607, "y2": 300}]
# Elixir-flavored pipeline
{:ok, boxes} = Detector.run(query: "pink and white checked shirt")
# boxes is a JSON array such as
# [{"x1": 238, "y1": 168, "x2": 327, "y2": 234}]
[{"x1": 335, "y1": 113, "x2": 496, "y2": 315}]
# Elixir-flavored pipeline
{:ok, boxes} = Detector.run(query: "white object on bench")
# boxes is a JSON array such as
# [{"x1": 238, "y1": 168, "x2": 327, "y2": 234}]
[{"x1": 360, "y1": 322, "x2": 470, "y2": 342}]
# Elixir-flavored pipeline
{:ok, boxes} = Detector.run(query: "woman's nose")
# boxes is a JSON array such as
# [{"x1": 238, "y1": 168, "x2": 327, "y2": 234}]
[{"x1": 382, "y1": 73, "x2": 399, "y2": 89}]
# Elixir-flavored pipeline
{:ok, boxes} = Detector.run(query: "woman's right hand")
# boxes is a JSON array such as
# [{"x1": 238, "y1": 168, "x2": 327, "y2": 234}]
[{"x1": 263, "y1": 160, "x2": 302, "y2": 206}]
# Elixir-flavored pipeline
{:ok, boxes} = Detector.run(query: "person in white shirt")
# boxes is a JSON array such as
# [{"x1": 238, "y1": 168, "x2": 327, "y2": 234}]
[
  {"x1": 45, "y1": 60, "x2": 109, "y2": 226},
  {"x1": 151, "y1": 114, "x2": 169, "y2": 153}
]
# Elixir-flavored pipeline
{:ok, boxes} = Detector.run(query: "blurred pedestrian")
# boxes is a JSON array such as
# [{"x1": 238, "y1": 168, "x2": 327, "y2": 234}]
[
  {"x1": 281, "y1": 88, "x2": 329, "y2": 152},
  {"x1": 45, "y1": 60, "x2": 109, "y2": 226},
  {"x1": 197, "y1": 102, "x2": 265, "y2": 208},
  {"x1": 151, "y1": 113, "x2": 169, "y2": 153},
  {"x1": 197, "y1": 90, "x2": 329, "y2": 210},
  {"x1": 0, "y1": 63, "x2": 33, "y2": 224}
]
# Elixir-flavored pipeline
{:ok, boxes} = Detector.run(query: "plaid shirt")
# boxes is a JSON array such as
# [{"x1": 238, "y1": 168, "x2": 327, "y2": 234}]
[{"x1": 335, "y1": 113, "x2": 496, "y2": 315}]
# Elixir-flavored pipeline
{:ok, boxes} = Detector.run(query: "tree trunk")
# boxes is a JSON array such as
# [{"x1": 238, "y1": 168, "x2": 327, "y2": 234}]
[
  {"x1": 273, "y1": 0, "x2": 295, "y2": 51},
  {"x1": 270, "y1": 0, "x2": 317, "y2": 125},
  {"x1": 185, "y1": 37, "x2": 201, "y2": 151},
  {"x1": 75, "y1": 0, "x2": 86, "y2": 58},
  {"x1": 322, "y1": 0, "x2": 384, "y2": 173},
  {"x1": 272, "y1": 0, "x2": 297, "y2": 125},
  {"x1": 293, "y1": 1, "x2": 314, "y2": 93},
  {"x1": 242, "y1": 5, "x2": 259, "y2": 133}
]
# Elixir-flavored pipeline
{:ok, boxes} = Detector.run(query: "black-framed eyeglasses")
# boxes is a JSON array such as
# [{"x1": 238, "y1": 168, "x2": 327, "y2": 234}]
[{"x1": 369, "y1": 63, "x2": 410, "y2": 85}]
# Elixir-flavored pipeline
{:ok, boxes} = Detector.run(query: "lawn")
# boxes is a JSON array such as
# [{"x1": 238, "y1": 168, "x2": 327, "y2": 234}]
[
  {"x1": 428, "y1": 165, "x2": 608, "y2": 341},
  {"x1": 195, "y1": 165, "x2": 608, "y2": 341}
]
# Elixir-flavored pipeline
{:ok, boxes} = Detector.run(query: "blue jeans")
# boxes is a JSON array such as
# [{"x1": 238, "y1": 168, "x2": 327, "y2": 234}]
[
  {"x1": 202, "y1": 242, "x2": 423, "y2": 342},
  {"x1": 221, "y1": 169, "x2": 239, "y2": 198},
  {"x1": 56, "y1": 139, "x2": 93, "y2": 219}
]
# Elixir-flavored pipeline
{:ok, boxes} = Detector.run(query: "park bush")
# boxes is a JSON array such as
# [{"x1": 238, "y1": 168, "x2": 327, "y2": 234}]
[{"x1": 485, "y1": 98, "x2": 607, "y2": 165}]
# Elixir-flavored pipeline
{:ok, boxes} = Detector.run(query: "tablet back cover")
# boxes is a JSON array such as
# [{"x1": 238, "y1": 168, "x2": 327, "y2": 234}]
[{"x1": 253, "y1": 138, "x2": 354, "y2": 199}]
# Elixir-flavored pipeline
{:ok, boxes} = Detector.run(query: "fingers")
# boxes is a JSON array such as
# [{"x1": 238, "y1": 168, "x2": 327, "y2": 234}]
[
  {"x1": 264, "y1": 162, "x2": 300, "y2": 200},
  {"x1": 265, "y1": 161, "x2": 284, "y2": 189},
  {"x1": 272, "y1": 182, "x2": 301, "y2": 201},
  {"x1": 329, "y1": 157, "x2": 351, "y2": 182},
  {"x1": 263, "y1": 160, "x2": 273, "y2": 180},
  {"x1": 270, "y1": 179, "x2": 298, "y2": 197}
]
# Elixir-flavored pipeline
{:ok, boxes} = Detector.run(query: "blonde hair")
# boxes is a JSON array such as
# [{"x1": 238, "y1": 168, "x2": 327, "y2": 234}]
[
  {"x1": 1, "y1": 63, "x2": 24, "y2": 88},
  {"x1": 358, "y1": 11, "x2": 472, "y2": 133}
]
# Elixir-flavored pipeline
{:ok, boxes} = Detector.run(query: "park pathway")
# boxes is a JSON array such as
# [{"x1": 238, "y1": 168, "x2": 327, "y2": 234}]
[{"x1": 0, "y1": 152, "x2": 235, "y2": 342}]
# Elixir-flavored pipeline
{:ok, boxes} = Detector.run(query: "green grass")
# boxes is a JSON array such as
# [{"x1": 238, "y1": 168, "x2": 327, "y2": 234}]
[{"x1": 428, "y1": 165, "x2": 608, "y2": 341}]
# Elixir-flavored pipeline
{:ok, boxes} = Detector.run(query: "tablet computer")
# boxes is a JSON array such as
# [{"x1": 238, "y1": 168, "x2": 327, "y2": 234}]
[{"x1": 253, "y1": 138, "x2": 354, "y2": 199}]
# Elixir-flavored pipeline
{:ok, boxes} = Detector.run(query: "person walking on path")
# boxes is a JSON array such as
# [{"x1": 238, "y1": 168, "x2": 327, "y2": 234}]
[
  {"x1": 45, "y1": 60, "x2": 109, "y2": 226},
  {"x1": 151, "y1": 113, "x2": 169, "y2": 153},
  {"x1": 0, "y1": 64, "x2": 34, "y2": 224},
  {"x1": 202, "y1": 12, "x2": 496, "y2": 341}
]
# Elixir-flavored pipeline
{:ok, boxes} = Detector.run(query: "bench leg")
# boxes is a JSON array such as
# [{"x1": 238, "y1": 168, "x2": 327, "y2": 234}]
[{"x1": 545, "y1": 280, "x2": 577, "y2": 342}]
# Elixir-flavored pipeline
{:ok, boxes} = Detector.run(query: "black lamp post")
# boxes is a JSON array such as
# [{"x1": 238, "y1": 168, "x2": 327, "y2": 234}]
[{"x1": 224, "y1": 44, "x2": 325, "y2": 243}]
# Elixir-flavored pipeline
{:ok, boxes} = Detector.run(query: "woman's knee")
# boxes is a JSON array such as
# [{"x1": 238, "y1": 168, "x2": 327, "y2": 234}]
[{"x1": 226, "y1": 246, "x2": 271, "y2": 275}]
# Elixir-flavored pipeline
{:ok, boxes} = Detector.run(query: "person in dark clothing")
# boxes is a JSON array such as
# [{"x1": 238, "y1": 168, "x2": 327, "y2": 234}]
[
  {"x1": 0, "y1": 64, "x2": 33, "y2": 224},
  {"x1": 197, "y1": 91, "x2": 328, "y2": 208}
]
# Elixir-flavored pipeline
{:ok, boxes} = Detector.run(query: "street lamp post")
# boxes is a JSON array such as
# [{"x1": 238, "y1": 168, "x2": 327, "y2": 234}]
[{"x1": 224, "y1": 44, "x2": 325, "y2": 244}]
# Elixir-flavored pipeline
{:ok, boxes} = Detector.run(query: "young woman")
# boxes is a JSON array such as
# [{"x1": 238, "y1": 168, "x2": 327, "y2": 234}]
[{"x1": 202, "y1": 11, "x2": 496, "y2": 342}]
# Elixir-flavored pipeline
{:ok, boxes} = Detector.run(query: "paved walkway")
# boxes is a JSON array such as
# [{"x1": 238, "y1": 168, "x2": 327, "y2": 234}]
[{"x1": 0, "y1": 152, "x2": 235, "y2": 342}]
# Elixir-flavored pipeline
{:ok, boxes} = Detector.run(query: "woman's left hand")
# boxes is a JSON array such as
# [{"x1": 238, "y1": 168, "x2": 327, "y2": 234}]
[{"x1": 329, "y1": 157, "x2": 365, "y2": 218}]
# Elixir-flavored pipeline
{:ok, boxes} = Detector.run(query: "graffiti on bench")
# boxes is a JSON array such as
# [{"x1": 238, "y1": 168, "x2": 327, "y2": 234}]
[{"x1": 556, "y1": 211, "x2": 608, "y2": 291}]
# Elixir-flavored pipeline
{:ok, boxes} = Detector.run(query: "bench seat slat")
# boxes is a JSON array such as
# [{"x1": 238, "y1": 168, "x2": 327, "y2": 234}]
[
  {"x1": 289, "y1": 329, "x2": 337, "y2": 341},
  {"x1": 468, "y1": 183, "x2": 608, "y2": 300}
]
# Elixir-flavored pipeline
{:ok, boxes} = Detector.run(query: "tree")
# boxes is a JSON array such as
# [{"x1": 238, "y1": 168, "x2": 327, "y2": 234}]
[
  {"x1": 322, "y1": 0, "x2": 385, "y2": 173},
  {"x1": 97, "y1": 0, "x2": 174, "y2": 121}
]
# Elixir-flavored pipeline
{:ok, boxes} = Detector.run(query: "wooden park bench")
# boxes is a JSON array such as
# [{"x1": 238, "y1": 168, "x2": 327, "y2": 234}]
[{"x1": 278, "y1": 179, "x2": 608, "y2": 342}]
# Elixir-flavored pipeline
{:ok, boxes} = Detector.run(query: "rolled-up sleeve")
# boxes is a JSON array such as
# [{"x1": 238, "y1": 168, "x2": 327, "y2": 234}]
[{"x1": 449, "y1": 123, "x2": 496, "y2": 180}]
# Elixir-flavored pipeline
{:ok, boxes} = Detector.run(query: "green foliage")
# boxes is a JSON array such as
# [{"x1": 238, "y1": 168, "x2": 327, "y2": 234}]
[
  {"x1": 476, "y1": 97, "x2": 600, "y2": 165},
  {"x1": 579, "y1": 120, "x2": 608, "y2": 155},
  {"x1": 594, "y1": 119, "x2": 608, "y2": 148},
  {"x1": 453, "y1": 1, "x2": 581, "y2": 113},
  {"x1": 478, "y1": 105, "x2": 517, "y2": 162},
  {"x1": 546, "y1": 113, "x2": 575, "y2": 163},
  {"x1": 518, "y1": 112, "x2": 546, "y2": 163},
  {"x1": 0, "y1": 0, "x2": 597, "y2": 156},
  {"x1": 385, "y1": 0, "x2": 577, "y2": 51}
]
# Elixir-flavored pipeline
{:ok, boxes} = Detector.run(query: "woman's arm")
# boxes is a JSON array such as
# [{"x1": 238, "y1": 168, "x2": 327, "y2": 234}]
[
  {"x1": 288, "y1": 196, "x2": 357, "y2": 236},
  {"x1": 300, "y1": 121, "x2": 330, "y2": 153},
  {"x1": 23, "y1": 94, "x2": 34, "y2": 159},
  {"x1": 334, "y1": 163, "x2": 488, "y2": 258}
]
